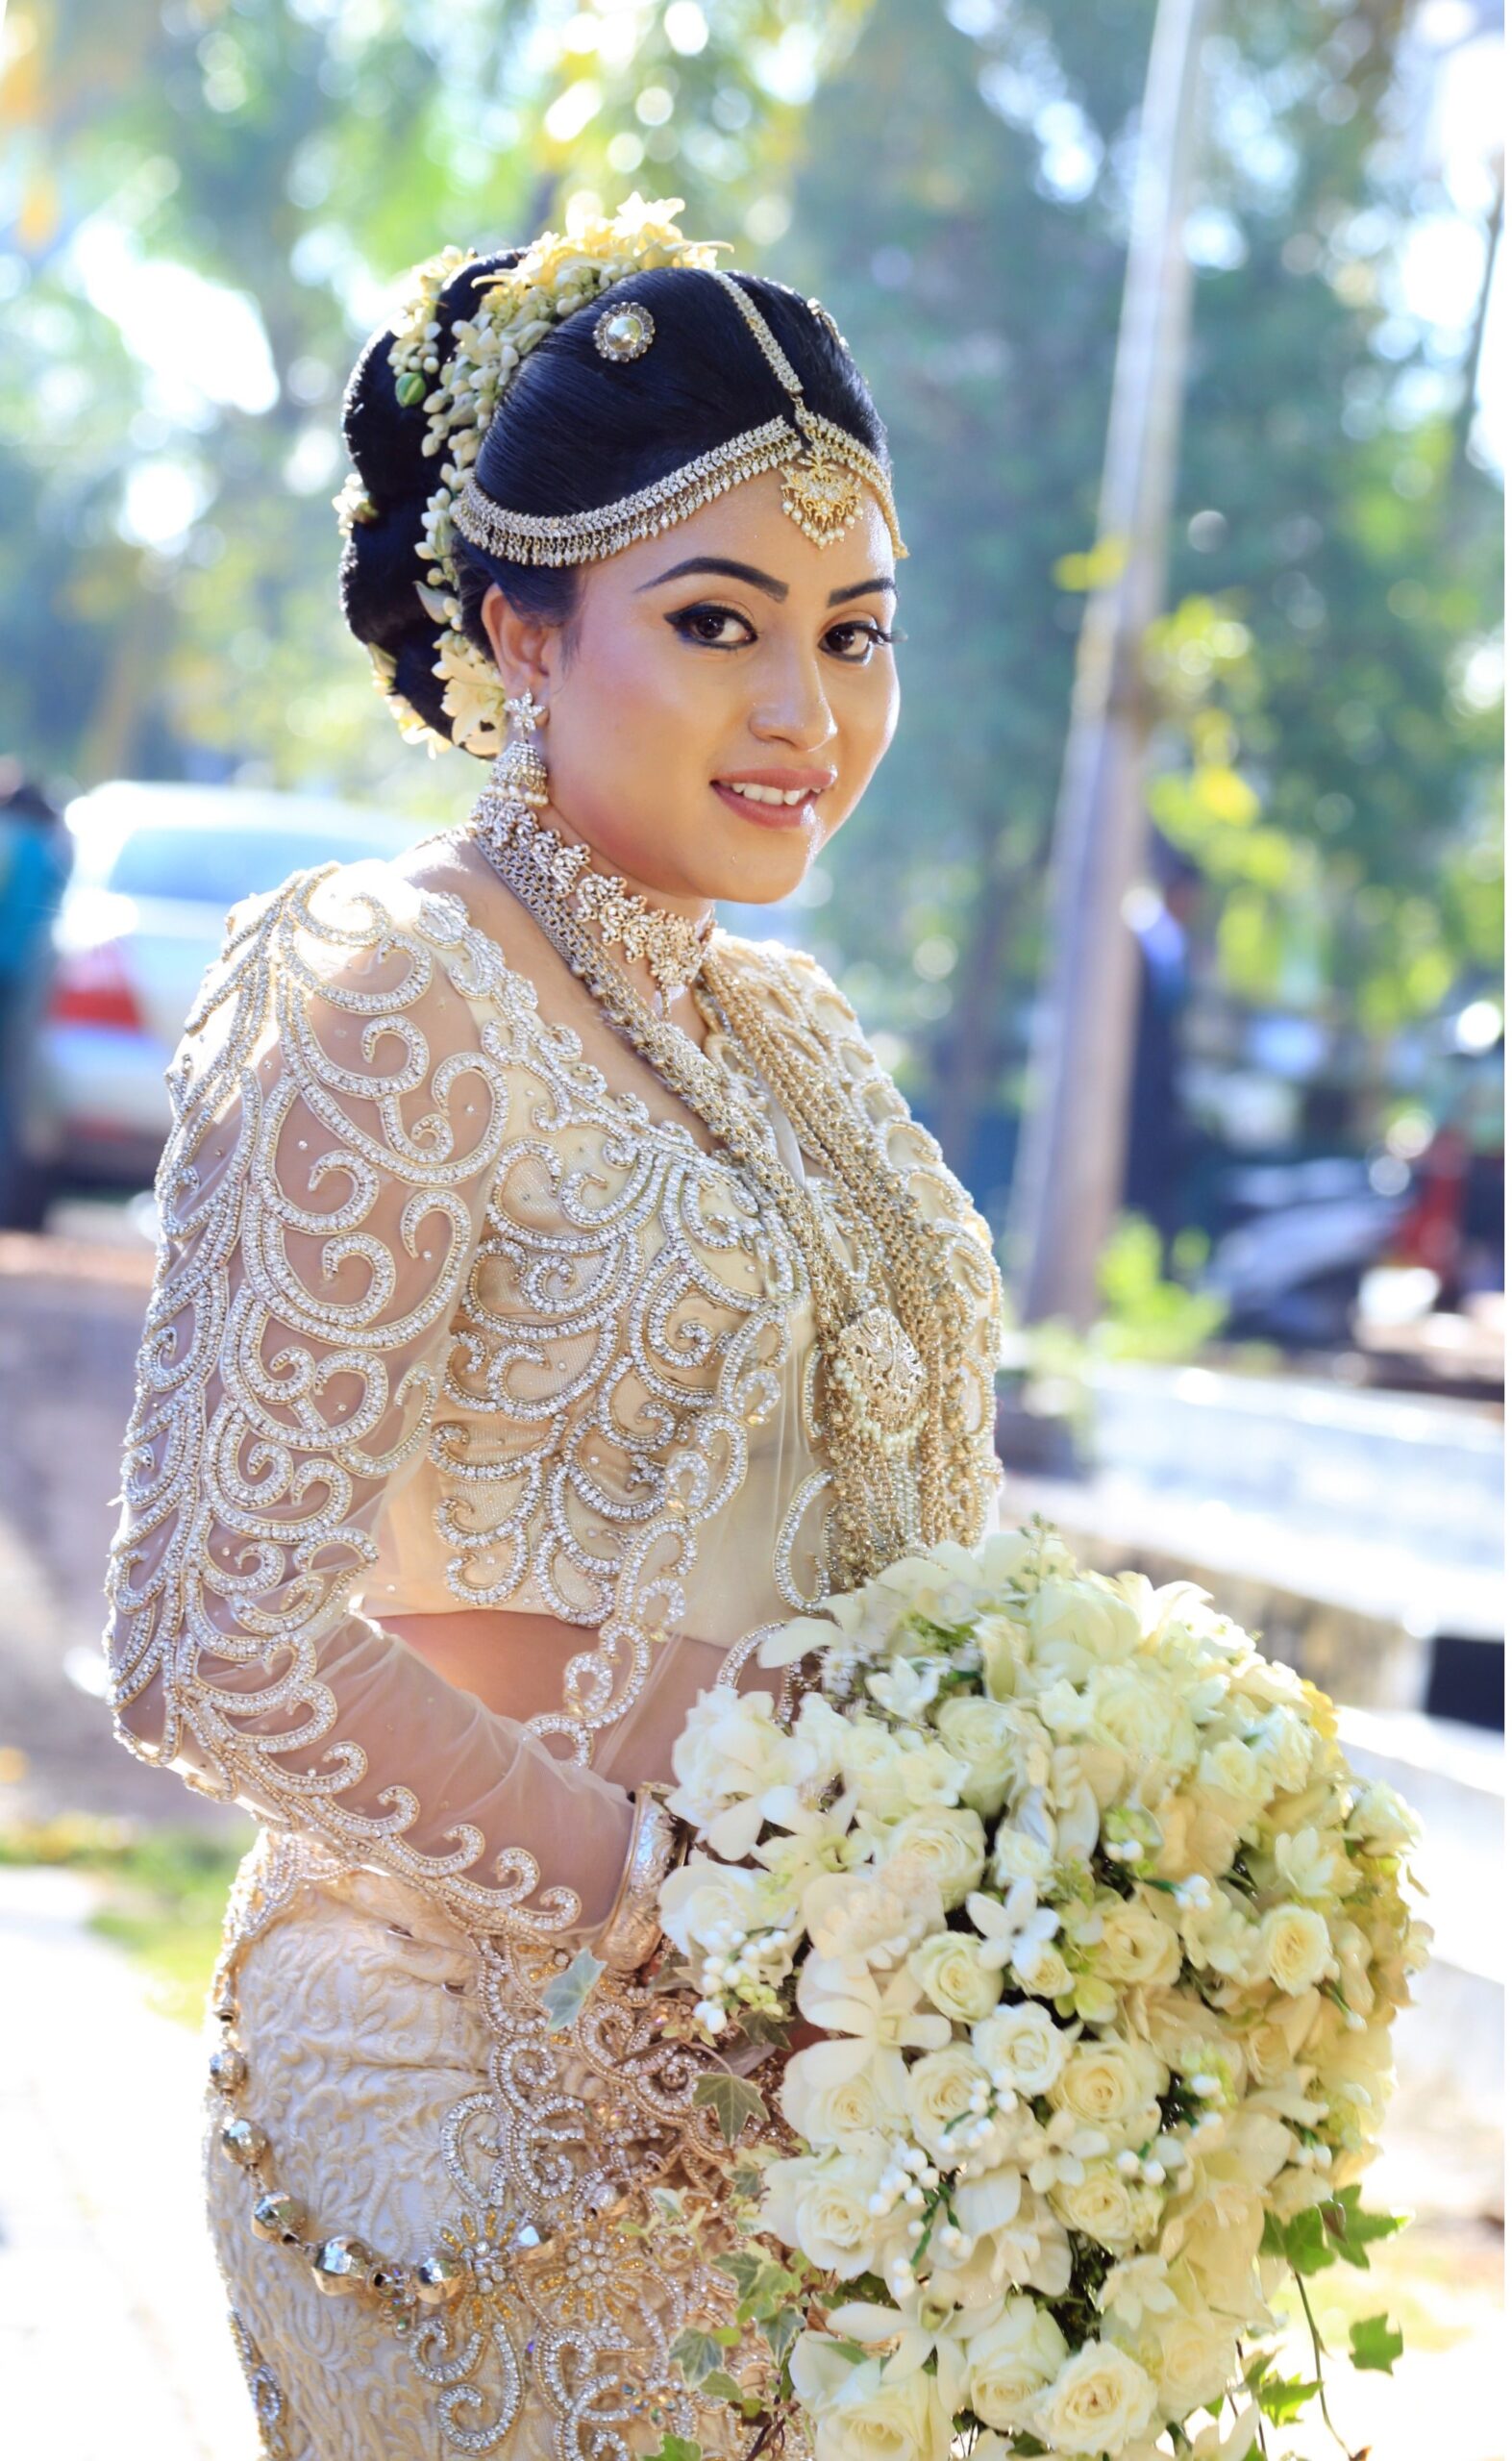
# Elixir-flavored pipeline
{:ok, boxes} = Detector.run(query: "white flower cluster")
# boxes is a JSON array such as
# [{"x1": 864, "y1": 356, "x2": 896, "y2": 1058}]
[
  {"x1": 660, "y1": 1524, "x2": 1427, "y2": 2461},
  {"x1": 343, "y1": 195, "x2": 721, "y2": 758}
]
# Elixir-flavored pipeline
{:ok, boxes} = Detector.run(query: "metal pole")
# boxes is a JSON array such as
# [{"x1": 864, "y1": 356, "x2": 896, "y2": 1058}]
[{"x1": 1008, "y1": 0, "x2": 1213, "y2": 1328}]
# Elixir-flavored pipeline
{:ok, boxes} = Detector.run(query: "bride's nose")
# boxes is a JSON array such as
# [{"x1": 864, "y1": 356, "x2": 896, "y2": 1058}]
[{"x1": 748, "y1": 647, "x2": 838, "y2": 754}]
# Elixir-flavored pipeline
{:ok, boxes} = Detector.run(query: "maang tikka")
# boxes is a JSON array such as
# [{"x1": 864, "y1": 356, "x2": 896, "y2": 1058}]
[{"x1": 472, "y1": 691, "x2": 712, "y2": 1012}]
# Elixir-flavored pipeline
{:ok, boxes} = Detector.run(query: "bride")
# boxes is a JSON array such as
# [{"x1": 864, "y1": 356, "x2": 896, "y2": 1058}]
[{"x1": 103, "y1": 200, "x2": 1004, "y2": 2461}]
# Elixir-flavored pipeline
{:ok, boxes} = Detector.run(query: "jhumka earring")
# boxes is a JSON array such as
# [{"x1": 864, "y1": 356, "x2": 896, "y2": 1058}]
[{"x1": 492, "y1": 689, "x2": 550, "y2": 808}]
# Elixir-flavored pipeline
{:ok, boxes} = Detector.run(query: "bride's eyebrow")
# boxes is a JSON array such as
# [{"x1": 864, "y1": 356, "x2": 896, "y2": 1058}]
[
  {"x1": 637, "y1": 556, "x2": 788, "y2": 600},
  {"x1": 827, "y1": 576, "x2": 897, "y2": 607}
]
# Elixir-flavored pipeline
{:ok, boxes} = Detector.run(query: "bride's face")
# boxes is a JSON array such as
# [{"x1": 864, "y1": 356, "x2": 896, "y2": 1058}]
[{"x1": 481, "y1": 467, "x2": 901, "y2": 910}]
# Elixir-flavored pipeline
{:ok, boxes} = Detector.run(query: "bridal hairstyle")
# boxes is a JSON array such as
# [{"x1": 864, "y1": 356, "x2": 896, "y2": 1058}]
[{"x1": 338, "y1": 255, "x2": 893, "y2": 751}]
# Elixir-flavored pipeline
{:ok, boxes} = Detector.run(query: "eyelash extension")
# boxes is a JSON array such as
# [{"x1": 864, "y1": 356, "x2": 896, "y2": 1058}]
[{"x1": 667, "y1": 604, "x2": 905, "y2": 652}]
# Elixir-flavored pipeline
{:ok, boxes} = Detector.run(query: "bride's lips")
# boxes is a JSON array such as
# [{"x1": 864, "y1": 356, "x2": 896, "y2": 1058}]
[{"x1": 710, "y1": 766, "x2": 837, "y2": 831}]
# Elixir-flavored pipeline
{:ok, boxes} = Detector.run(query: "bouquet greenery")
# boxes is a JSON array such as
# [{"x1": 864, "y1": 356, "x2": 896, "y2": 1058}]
[{"x1": 657, "y1": 1523, "x2": 1425, "y2": 2461}]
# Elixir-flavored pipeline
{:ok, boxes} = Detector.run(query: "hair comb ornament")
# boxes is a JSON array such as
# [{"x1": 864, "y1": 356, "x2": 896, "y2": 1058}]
[{"x1": 594, "y1": 299, "x2": 656, "y2": 361}]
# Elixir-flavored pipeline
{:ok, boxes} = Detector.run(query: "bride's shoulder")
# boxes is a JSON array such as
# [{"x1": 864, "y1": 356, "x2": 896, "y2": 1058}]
[
  {"x1": 713, "y1": 928, "x2": 880, "y2": 1056},
  {"x1": 216, "y1": 832, "x2": 530, "y2": 1001}
]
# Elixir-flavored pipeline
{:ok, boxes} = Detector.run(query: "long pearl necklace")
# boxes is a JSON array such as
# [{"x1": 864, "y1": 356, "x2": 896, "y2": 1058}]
[{"x1": 466, "y1": 783, "x2": 977, "y2": 1592}]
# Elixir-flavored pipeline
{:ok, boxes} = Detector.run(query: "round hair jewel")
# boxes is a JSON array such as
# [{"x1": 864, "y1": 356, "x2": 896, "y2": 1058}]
[{"x1": 594, "y1": 301, "x2": 656, "y2": 363}]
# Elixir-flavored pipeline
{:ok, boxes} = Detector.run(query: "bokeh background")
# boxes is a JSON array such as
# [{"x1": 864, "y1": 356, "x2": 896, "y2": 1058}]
[{"x1": 0, "y1": 2, "x2": 1502, "y2": 2455}]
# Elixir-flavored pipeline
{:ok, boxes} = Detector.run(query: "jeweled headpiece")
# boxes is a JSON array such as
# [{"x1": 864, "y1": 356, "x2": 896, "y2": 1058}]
[{"x1": 335, "y1": 196, "x2": 904, "y2": 758}]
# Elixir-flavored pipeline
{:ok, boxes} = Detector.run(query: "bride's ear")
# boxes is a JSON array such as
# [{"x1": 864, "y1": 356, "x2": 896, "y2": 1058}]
[{"x1": 481, "y1": 583, "x2": 558, "y2": 704}]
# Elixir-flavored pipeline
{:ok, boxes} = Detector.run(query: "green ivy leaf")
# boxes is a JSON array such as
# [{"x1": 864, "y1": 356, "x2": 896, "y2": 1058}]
[
  {"x1": 758, "y1": 2306, "x2": 803, "y2": 2366},
  {"x1": 1262, "y1": 2203, "x2": 1337, "y2": 2276},
  {"x1": 1253, "y1": 2370, "x2": 1322, "y2": 2425},
  {"x1": 691, "y1": 2071, "x2": 768, "y2": 2147},
  {"x1": 1349, "y1": 2313, "x2": 1404, "y2": 2374},
  {"x1": 1323, "y1": 2187, "x2": 1408, "y2": 2271},
  {"x1": 540, "y1": 1948, "x2": 604, "y2": 2032},
  {"x1": 701, "y1": 2370, "x2": 745, "y2": 2404},
  {"x1": 646, "y1": 2438, "x2": 703, "y2": 2461},
  {"x1": 669, "y1": 2329, "x2": 725, "y2": 2389},
  {"x1": 714, "y1": 2250, "x2": 765, "y2": 2299}
]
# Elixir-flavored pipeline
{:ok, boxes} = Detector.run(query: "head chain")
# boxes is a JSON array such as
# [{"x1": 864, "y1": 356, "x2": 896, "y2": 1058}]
[{"x1": 335, "y1": 197, "x2": 900, "y2": 765}]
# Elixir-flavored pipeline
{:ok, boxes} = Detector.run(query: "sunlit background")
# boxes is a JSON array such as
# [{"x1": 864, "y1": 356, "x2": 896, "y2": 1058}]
[{"x1": 0, "y1": 5, "x2": 1503, "y2": 2455}]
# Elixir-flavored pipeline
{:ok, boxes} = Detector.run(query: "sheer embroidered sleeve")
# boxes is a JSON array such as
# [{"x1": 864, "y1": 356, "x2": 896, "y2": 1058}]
[{"x1": 103, "y1": 860, "x2": 635, "y2": 1941}]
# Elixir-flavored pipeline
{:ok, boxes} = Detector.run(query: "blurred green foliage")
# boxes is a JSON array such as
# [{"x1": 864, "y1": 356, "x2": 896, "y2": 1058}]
[{"x1": 0, "y1": 0, "x2": 1500, "y2": 1194}]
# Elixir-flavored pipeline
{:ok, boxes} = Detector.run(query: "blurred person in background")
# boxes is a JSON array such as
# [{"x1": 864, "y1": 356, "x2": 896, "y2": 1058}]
[
  {"x1": 98, "y1": 202, "x2": 1004, "y2": 2454},
  {"x1": 1122, "y1": 832, "x2": 1202, "y2": 1260},
  {"x1": 0, "y1": 761, "x2": 69, "y2": 1223}
]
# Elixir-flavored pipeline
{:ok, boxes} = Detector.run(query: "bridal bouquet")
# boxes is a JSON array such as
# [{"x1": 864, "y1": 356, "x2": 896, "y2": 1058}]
[{"x1": 657, "y1": 1523, "x2": 1426, "y2": 2461}]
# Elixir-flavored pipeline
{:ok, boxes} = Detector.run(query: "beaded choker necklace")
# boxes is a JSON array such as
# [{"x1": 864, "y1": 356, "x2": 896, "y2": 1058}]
[{"x1": 470, "y1": 782, "x2": 713, "y2": 1012}]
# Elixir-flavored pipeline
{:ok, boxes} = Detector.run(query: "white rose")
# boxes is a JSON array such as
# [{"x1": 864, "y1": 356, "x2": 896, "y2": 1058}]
[
  {"x1": 1259, "y1": 1903, "x2": 1335, "y2": 1995},
  {"x1": 1084, "y1": 1663, "x2": 1198, "y2": 1775},
  {"x1": 761, "y1": 2144, "x2": 898, "y2": 2278},
  {"x1": 1052, "y1": 2038, "x2": 1167, "y2": 2137},
  {"x1": 1030, "y1": 1577, "x2": 1144, "y2": 1669},
  {"x1": 964, "y1": 2297, "x2": 1070, "y2": 2429},
  {"x1": 1197, "y1": 1734, "x2": 1272, "y2": 1811},
  {"x1": 935, "y1": 1698, "x2": 1023, "y2": 1813},
  {"x1": 781, "y1": 2043, "x2": 910, "y2": 2147},
  {"x1": 1049, "y1": 2161, "x2": 1154, "y2": 2251},
  {"x1": 972, "y1": 2002, "x2": 1070, "y2": 2098},
  {"x1": 1014, "y1": 1939, "x2": 1073, "y2": 2001},
  {"x1": 1151, "y1": 2289, "x2": 1236, "y2": 2417},
  {"x1": 657, "y1": 1854, "x2": 777, "y2": 1958},
  {"x1": 992, "y1": 1826, "x2": 1056, "y2": 1893},
  {"x1": 790, "y1": 2341, "x2": 949, "y2": 2461},
  {"x1": 1251, "y1": 1704, "x2": 1318, "y2": 1797},
  {"x1": 1034, "y1": 2343, "x2": 1158, "y2": 2455},
  {"x1": 878, "y1": 1806, "x2": 987, "y2": 1909},
  {"x1": 908, "y1": 1930, "x2": 1003, "y2": 2025},
  {"x1": 1094, "y1": 1892, "x2": 1182, "y2": 1988},
  {"x1": 905, "y1": 2041, "x2": 991, "y2": 2159}
]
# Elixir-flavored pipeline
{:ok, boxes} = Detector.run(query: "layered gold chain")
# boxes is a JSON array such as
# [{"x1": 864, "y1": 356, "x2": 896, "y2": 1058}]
[{"x1": 469, "y1": 793, "x2": 976, "y2": 1592}]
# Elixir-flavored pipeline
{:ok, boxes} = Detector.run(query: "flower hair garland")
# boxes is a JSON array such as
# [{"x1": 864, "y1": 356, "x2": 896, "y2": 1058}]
[{"x1": 335, "y1": 196, "x2": 725, "y2": 758}]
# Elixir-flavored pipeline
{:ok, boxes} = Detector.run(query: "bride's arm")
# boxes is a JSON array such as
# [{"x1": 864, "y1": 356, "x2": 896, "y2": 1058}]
[{"x1": 103, "y1": 865, "x2": 646, "y2": 1946}]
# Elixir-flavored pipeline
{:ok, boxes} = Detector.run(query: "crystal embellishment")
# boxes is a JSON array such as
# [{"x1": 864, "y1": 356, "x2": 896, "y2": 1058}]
[{"x1": 594, "y1": 300, "x2": 656, "y2": 361}]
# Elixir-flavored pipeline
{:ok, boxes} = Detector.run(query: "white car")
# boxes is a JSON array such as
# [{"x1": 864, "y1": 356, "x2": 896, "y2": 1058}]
[{"x1": 17, "y1": 781, "x2": 421, "y2": 1207}]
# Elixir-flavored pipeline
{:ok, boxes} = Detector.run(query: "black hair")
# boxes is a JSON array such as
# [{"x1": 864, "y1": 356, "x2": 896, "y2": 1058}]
[{"x1": 339, "y1": 256, "x2": 891, "y2": 751}]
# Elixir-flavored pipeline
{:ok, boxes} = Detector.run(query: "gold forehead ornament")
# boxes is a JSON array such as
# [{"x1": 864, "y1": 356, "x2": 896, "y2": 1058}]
[{"x1": 453, "y1": 269, "x2": 905, "y2": 567}]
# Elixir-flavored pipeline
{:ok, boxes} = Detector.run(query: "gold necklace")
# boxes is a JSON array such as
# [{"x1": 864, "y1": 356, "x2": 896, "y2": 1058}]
[
  {"x1": 472, "y1": 780, "x2": 712, "y2": 1009},
  {"x1": 467, "y1": 791, "x2": 979, "y2": 1592}
]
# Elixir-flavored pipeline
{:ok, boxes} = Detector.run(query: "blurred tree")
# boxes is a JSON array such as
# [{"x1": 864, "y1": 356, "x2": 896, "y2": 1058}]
[
  {"x1": 0, "y1": 0, "x2": 870, "y2": 804},
  {"x1": 0, "y1": 0, "x2": 1500, "y2": 1227},
  {"x1": 782, "y1": 0, "x2": 1501, "y2": 1217}
]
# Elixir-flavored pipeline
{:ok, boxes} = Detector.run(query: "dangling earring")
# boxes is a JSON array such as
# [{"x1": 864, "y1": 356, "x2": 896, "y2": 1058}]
[{"x1": 491, "y1": 689, "x2": 549, "y2": 810}]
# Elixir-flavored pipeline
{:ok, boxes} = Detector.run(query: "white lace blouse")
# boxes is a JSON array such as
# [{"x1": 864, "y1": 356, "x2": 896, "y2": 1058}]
[{"x1": 104, "y1": 849, "x2": 1004, "y2": 1946}]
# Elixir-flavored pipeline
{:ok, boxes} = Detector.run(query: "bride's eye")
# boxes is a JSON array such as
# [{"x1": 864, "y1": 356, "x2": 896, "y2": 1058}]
[
  {"x1": 824, "y1": 618, "x2": 902, "y2": 664},
  {"x1": 667, "y1": 602, "x2": 756, "y2": 649}
]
